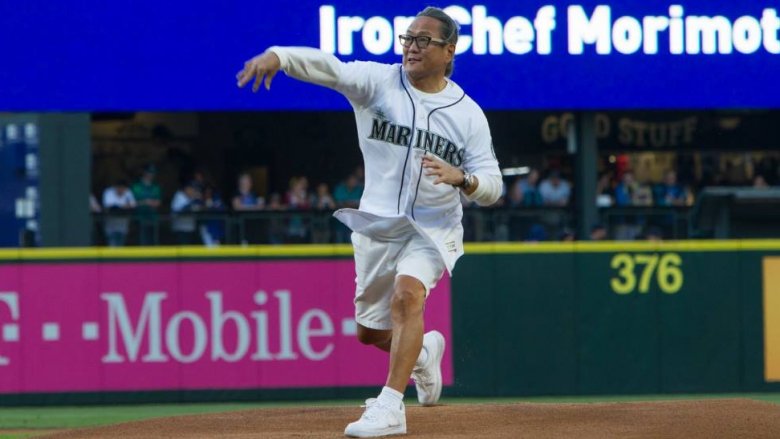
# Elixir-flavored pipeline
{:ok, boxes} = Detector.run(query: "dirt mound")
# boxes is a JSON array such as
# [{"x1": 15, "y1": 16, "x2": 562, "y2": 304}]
[{"x1": 42, "y1": 399, "x2": 780, "y2": 438}]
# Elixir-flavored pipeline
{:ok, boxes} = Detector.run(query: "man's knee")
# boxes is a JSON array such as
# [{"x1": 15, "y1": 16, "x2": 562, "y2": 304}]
[{"x1": 391, "y1": 284, "x2": 425, "y2": 318}]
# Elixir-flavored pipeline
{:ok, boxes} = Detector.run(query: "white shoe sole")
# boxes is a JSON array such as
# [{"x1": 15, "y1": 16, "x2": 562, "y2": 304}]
[
  {"x1": 344, "y1": 424, "x2": 407, "y2": 437},
  {"x1": 419, "y1": 330, "x2": 445, "y2": 406}
]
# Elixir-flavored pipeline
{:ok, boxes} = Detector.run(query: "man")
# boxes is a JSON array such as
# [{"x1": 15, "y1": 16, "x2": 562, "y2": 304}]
[
  {"x1": 654, "y1": 169, "x2": 687, "y2": 206},
  {"x1": 171, "y1": 181, "x2": 203, "y2": 245},
  {"x1": 102, "y1": 180, "x2": 136, "y2": 247},
  {"x1": 237, "y1": 7, "x2": 502, "y2": 438},
  {"x1": 131, "y1": 164, "x2": 162, "y2": 245},
  {"x1": 334, "y1": 173, "x2": 363, "y2": 210},
  {"x1": 539, "y1": 170, "x2": 571, "y2": 206},
  {"x1": 590, "y1": 223, "x2": 608, "y2": 241},
  {"x1": 333, "y1": 173, "x2": 364, "y2": 243}
]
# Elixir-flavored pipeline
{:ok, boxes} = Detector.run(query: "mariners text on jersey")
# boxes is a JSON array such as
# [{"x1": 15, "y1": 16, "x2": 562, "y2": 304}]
[{"x1": 368, "y1": 117, "x2": 465, "y2": 167}]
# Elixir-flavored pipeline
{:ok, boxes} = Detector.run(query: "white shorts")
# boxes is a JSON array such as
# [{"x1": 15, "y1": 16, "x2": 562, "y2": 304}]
[{"x1": 351, "y1": 231, "x2": 445, "y2": 331}]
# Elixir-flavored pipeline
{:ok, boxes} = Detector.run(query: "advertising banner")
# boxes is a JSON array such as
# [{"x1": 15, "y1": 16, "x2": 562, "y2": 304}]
[{"x1": 0, "y1": 260, "x2": 453, "y2": 393}]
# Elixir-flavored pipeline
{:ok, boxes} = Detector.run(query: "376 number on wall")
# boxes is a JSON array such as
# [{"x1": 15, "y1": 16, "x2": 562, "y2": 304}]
[{"x1": 610, "y1": 253, "x2": 683, "y2": 295}]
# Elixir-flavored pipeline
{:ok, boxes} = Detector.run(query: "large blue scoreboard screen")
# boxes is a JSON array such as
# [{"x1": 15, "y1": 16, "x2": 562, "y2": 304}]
[{"x1": 2, "y1": 1, "x2": 779, "y2": 110}]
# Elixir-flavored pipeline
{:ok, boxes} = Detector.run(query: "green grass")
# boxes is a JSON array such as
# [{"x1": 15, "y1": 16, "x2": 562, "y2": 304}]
[
  {"x1": 0, "y1": 393, "x2": 777, "y2": 437},
  {"x1": 0, "y1": 402, "x2": 346, "y2": 439},
  {"x1": 0, "y1": 401, "x2": 351, "y2": 430}
]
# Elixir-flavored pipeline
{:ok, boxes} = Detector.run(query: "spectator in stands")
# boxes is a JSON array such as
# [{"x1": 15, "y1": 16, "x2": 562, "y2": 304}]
[
  {"x1": 615, "y1": 171, "x2": 653, "y2": 206},
  {"x1": 267, "y1": 192, "x2": 284, "y2": 210},
  {"x1": 312, "y1": 183, "x2": 336, "y2": 210},
  {"x1": 509, "y1": 168, "x2": 542, "y2": 207},
  {"x1": 190, "y1": 168, "x2": 208, "y2": 194},
  {"x1": 232, "y1": 172, "x2": 265, "y2": 211},
  {"x1": 203, "y1": 184, "x2": 224, "y2": 210},
  {"x1": 756, "y1": 156, "x2": 779, "y2": 185},
  {"x1": 311, "y1": 183, "x2": 336, "y2": 243},
  {"x1": 285, "y1": 176, "x2": 311, "y2": 209},
  {"x1": 596, "y1": 172, "x2": 614, "y2": 207},
  {"x1": 653, "y1": 170, "x2": 687, "y2": 206},
  {"x1": 539, "y1": 170, "x2": 571, "y2": 206},
  {"x1": 642, "y1": 225, "x2": 664, "y2": 241},
  {"x1": 131, "y1": 164, "x2": 162, "y2": 245},
  {"x1": 102, "y1": 180, "x2": 136, "y2": 247},
  {"x1": 613, "y1": 171, "x2": 647, "y2": 240},
  {"x1": 634, "y1": 179, "x2": 654, "y2": 206},
  {"x1": 651, "y1": 169, "x2": 689, "y2": 238},
  {"x1": 333, "y1": 173, "x2": 363, "y2": 242},
  {"x1": 171, "y1": 181, "x2": 202, "y2": 245},
  {"x1": 754, "y1": 174, "x2": 770, "y2": 188},
  {"x1": 590, "y1": 223, "x2": 608, "y2": 240},
  {"x1": 558, "y1": 227, "x2": 575, "y2": 242},
  {"x1": 334, "y1": 173, "x2": 363, "y2": 208},
  {"x1": 614, "y1": 171, "x2": 638, "y2": 206},
  {"x1": 200, "y1": 185, "x2": 226, "y2": 246},
  {"x1": 285, "y1": 176, "x2": 311, "y2": 242},
  {"x1": 505, "y1": 178, "x2": 524, "y2": 208}
]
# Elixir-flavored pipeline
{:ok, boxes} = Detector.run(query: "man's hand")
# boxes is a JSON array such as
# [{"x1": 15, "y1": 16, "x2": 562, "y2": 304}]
[
  {"x1": 422, "y1": 154, "x2": 464, "y2": 186},
  {"x1": 236, "y1": 51, "x2": 281, "y2": 92}
]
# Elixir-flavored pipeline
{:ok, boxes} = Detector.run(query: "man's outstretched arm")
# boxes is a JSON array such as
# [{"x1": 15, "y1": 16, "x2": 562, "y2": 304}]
[{"x1": 236, "y1": 47, "x2": 378, "y2": 106}]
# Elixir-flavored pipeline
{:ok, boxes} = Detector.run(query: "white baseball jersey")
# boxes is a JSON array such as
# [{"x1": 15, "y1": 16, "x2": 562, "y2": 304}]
[{"x1": 270, "y1": 47, "x2": 503, "y2": 272}]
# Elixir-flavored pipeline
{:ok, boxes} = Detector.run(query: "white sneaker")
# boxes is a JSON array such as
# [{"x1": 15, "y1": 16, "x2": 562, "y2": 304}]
[
  {"x1": 344, "y1": 398, "x2": 406, "y2": 437},
  {"x1": 412, "y1": 330, "x2": 445, "y2": 406}
]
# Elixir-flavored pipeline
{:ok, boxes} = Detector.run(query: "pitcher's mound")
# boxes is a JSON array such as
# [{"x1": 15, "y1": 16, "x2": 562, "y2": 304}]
[{"x1": 43, "y1": 398, "x2": 780, "y2": 438}]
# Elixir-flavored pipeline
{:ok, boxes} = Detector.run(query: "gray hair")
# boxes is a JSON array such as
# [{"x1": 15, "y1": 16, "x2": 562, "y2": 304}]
[{"x1": 416, "y1": 7, "x2": 459, "y2": 77}]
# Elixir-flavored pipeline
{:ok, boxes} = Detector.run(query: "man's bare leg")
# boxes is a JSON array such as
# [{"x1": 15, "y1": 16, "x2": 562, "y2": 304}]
[
  {"x1": 354, "y1": 274, "x2": 425, "y2": 392},
  {"x1": 344, "y1": 277, "x2": 427, "y2": 437},
  {"x1": 385, "y1": 275, "x2": 425, "y2": 392}
]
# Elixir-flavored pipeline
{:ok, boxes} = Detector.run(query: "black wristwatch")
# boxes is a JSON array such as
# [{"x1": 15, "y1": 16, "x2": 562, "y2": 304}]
[{"x1": 456, "y1": 171, "x2": 473, "y2": 190}]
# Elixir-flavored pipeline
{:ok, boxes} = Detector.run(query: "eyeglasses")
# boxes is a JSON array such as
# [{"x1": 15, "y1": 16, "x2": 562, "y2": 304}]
[{"x1": 398, "y1": 34, "x2": 449, "y2": 49}]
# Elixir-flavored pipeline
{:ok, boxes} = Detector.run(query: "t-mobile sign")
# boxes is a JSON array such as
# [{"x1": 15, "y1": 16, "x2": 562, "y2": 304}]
[{"x1": 0, "y1": 260, "x2": 452, "y2": 393}]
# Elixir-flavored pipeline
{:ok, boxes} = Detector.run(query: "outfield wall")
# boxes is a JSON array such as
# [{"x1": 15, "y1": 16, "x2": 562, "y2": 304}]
[
  {"x1": 453, "y1": 241, "x2": 780, "y2": 396},
  {"x1": 0, "y1": 241, "x2": 778, "y2": 404}
]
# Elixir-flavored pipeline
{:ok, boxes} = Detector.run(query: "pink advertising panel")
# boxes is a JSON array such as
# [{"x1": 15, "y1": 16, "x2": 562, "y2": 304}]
[{"x1": 0, "y1": 260, "x2": 453, "y2": 393}]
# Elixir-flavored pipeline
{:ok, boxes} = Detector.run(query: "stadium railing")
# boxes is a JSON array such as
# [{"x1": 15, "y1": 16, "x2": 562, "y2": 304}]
[{"x1": 84, "y1": 207, "x2": 699, "y2": 246}]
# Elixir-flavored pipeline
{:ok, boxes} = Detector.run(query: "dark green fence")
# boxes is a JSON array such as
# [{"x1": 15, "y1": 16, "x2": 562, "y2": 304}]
[{"x1": 452, "y1": 241, "x2": 780, "y2": 396}]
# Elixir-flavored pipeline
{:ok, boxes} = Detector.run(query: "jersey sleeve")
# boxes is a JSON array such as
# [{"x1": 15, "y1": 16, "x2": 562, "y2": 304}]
[
  {"x1": 462, "y1": 109, "x2": 503, "y2": 206},
  {"x1": 269, "y1": 46, "x2": 386, "y2": 107}
]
